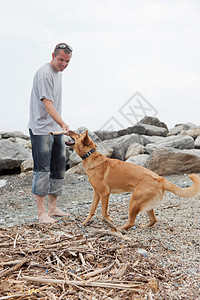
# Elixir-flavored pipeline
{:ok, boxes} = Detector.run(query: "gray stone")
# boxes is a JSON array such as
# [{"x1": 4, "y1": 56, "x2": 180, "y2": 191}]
[
  {"x1": 20, "y1": 159, "x2": 33, "y2": 173},
  {"x1": 0, "y1": 131, "x2": 29, "y2": 140},
  {"x1": 126, "y1": 123, "x2": 167, "y2": 137},
  {"x1": 167, "y1": 123, "x2": 197, "y2": 136},
  {"x1": 181, "y1": 126, "x2": 200, "y2": 139},
  {"x1": 139, "y1": 116, "x2": 168, "y2": 131},
  {"x1": 66, "y1": 161, "x2": 86, "y2": 175},
  {"x1": 94, "y1": 130, "x2": 118, "y2": 141},
  {"x1": 141, "y1": 135, "x2": 164, "y2": 146},
  {"x1": 152, "y1": 135, "x2": 194, "y2": 150},
  {"x1": 195, "y1": 135, "x2": 200, "y2": 149},
  {"x1": 0, "y1": 139, "x2": 32, "y2": 172},
  {"x1": 125, "y1": 143, "x2": 145, "y2": 160},
  {"x1": 8, "y1": 137, "x2": 31, "y2": 149},
  {"x1": 136, "y1": 248, "x2": 148, "y2": 257},
  {"x1": 102, "y1": 133, "x2": 143, "y2": 160},
  {"x1": 144, "y1": 135, "x2": 195, "y2": 155},
  {"x1": 126, "y1": 154, "x2": 149, "y2": 168},
  {"x1": 147, "y1": 147, "x2": 200, "y2": 175}
]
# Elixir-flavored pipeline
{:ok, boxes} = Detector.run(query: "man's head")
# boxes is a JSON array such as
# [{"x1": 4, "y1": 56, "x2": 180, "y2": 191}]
[{"x1": 51, "y1": 43, "x2": 73, "y2": 72}]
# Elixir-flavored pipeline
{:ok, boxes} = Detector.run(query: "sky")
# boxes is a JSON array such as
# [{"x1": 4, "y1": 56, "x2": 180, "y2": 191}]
[{"x1": 0, "y1": 0, "x2": 200, "y2": 135}]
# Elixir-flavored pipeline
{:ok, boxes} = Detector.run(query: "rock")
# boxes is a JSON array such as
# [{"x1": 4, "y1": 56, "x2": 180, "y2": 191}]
[
  {"x1": 126, "y1": 123, "x2": 167, "y2": 137},
  {"x1": 20, "y1": 159, "x2": 33, "y2": 173},
  {"x1": 126, "y1": 124, "x2": 146, "y2": 135},
  {"x1": 0, "y1": 139, "x2": 32, "y2": 173},
  {"x1": 141, "y1": 135, "x2": 164, "y2": 146},
  {"x1": 8, "y1": 137, "x2": 31, "y2": 148},
  {"x1": 147, "y1": 147, "x2": 200, "y2": 175},
  {"x1": 181, "y1": 126, "x2": 200, "y2": 139},
  {"x1": 125, "y1": 143, "x2": 146, "y2": 160},
  {"x1": 136, "y1": 248, "x2": 148, "y2": 257},
  {"x1": 94, "y1": 130, "x2": 118, "y2": 141},
  {"x1": 66, "y1": 161, "x2": 86, "y2": 175},
  {"x1": 102, "y1": 133, "x2": 143, "y2": 160},
  {"x1": 68, "y1": 151, "x2": 82, "y2": 167},
  {"x1": 139, "y1": 116, "x2": 169, "y2": 131},
  {"x1": 0, "y1": 179, "x2": 7, "y2": 188},
  {"x1": 0, "y1": 131, "x2": 29, "y2": 140},
  {"x1": 195, "y1": 136, "x2": 200, "y2": 149},
  {"x1": 167, "y1": 123, "x2": 197, "y2": 136},
  {"x1": 145, "y1": 135, "x2": 194, "y2": 154},
  {"x1": 126, "y1": 154, "x2": 149, "y2": 168}
]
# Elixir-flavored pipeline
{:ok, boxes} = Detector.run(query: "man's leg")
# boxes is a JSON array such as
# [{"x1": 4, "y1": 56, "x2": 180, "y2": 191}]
[
  {"x1": 48, "y1": 134, "x2": 69, "y2": 217},
  {"x1": 29, "y1": 129, "x2": 57, "y2": 223},
  {"x1": 48, "y1": 194, "x2": 69, "y2": 217},
  {"x1": 35, "y1": 195, "x2": 57, "y2": 223}
]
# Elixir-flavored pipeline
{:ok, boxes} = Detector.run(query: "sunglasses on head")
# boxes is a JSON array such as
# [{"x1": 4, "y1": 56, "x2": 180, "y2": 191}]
[{"x1": 55, "y1": 43, "x2": 73, "y2": 52}]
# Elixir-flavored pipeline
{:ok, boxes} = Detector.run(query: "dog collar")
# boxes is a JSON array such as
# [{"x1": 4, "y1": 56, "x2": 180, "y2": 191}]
[{"x1": 82, "y1": 148, "x2": 96, "y2": 160}]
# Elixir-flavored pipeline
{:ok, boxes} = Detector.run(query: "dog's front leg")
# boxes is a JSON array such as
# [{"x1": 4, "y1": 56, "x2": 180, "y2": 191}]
[{"x1": 82, "y1": 190, "x2": 100, "y2": 225}]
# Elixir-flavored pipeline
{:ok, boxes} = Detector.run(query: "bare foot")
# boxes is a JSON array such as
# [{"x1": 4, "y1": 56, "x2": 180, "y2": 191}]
[
  {"x1": 48, "y1": 208, "x2": 70, "y2": 217},
  {"x1": 38, "y1": 212, "x2": 57, "y2": 224}
]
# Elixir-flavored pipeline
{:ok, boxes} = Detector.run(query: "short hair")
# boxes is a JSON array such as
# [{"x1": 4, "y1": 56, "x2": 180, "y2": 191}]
[{"x1": 54, "y1": 43, "x2": 73, "y2": 56}]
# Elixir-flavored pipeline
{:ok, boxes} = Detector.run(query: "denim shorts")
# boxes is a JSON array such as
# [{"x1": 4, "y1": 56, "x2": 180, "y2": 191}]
[{"x1": 29, "y1": 129, "x2": 66, "y2": 196}]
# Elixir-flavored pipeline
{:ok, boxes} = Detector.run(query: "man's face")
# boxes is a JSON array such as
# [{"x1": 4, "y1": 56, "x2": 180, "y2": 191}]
[{"x1": 51, "y1": 49, "x2": 72, "y2": 72}]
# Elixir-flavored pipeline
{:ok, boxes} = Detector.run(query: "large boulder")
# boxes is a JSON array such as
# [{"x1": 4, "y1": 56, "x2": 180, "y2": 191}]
[
  {"x1": 181, "y1": 126, "x2": 200, "y2": 139},
  {"x1": 126, "y1": 154, "x2": 149, "y2": 168},
  {"x1": 126, "y1": 123, "x2": 168, "y2": 137},
  {"x1": 167, "y1": 123, "x2": 197, "y2": 136},
  {"x1": 145, "y1": 135, "x2": 195, "y2": 154},
  {"x1": 0, "y1": 131, "x2": 29, "y2": 140},
  {"x1": 0, "y1": 139, "x2": 32, "y2": 173},
  {"x1": 147, "y1": 147, "x2": 200, "y2": 175},
  {"x1": 195, "y1": 136, "x2": 200, "y2": 149},
  {"x1": 101, "y1": 133, "x2": 143, "y2": 160},
  {"x1": 94, "y1": 130, "x2": 119, "y2": 141},
  {"x1": 139, "y1": 116, "x2": 169, "y2": 131},
  {"x1": 125, "y1": 143, "x2": 146, "y2": 160}
]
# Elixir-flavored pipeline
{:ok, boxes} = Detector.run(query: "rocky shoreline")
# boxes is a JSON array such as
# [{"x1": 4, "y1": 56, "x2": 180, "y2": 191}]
[
  {"x1": 0, "y1": 115, "x2": 200, "y2": 298},
  {"x1": 0, "y1": 170, "x2": 200, "y2": 298}
]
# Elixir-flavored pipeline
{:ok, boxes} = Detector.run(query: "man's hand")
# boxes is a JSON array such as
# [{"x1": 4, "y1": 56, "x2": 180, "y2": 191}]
[{"x1": 61, "y1": 123, "x2": 70, "y2": 135}]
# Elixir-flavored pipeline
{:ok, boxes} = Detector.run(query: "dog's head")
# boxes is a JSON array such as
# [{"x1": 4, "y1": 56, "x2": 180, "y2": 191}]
[{"x1": 65, "y1": 130, "x2": 97, "y2": 158}]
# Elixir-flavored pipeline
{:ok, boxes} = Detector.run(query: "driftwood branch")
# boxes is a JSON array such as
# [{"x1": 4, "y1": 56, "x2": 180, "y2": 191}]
[
  {"x1": 101, "y1": 217, "x2": 127, "y2": 234},
  {"x1": 50, "y1": 131, "x2": 68, "y2": 135},
  {"x1": 22, "y1": 275, "x2": 144, "y2": 292},
  {"x1": 0, "y1": 259, "x2": 28, "y2": 279},
  {"x1": 83, "y1": 262, "x2": 115, "y2": 279},
  {"x1": 91, "y1": 229, "x2": 131, "y2": 241}
]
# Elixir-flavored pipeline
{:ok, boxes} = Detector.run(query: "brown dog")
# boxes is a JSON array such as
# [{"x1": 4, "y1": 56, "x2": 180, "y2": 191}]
[{"x1": 66, "y1": 130, "x2": 200, "y2": 230}]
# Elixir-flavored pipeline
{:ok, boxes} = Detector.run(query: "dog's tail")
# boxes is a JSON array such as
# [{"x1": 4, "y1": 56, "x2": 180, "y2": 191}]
[{"x1": 163, "y1": 173, "x2": 200, "y2": 198}]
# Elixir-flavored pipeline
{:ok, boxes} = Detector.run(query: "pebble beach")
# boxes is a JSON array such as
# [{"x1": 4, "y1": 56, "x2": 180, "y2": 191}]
[{"x1": 0, "y1": 171, "x2": 199, "y2": 299}]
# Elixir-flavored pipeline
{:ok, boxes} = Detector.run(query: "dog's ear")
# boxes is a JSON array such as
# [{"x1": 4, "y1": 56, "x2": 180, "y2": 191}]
[{"x1": 82, "y1": 130, "x2": 90, "y2": 146}]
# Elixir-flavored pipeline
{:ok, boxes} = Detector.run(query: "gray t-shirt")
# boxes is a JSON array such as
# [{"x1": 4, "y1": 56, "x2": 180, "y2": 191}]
[{"x1": 28, "y1": 63, "x2": 62, "y2": 135}]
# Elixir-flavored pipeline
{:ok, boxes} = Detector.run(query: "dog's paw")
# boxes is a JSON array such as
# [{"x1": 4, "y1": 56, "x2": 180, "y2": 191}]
[{"x1": 139, "y1": 222, "x2": 158, "y2": 228}]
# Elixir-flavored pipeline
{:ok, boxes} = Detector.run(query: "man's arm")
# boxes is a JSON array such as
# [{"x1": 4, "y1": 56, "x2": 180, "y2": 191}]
[{"x1": 43, "y1": 99, "x2": 69, "y2": 132}]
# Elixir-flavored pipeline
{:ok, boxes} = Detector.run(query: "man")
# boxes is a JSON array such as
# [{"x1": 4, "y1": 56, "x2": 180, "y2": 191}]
[{"x1": 28, "y1": 43, "x2": 72, "y2": 223}]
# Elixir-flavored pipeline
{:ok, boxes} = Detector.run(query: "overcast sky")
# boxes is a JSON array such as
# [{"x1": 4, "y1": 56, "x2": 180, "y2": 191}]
[{"x1": 0, "y1": 0, "x2": 200, "y2": 135}]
